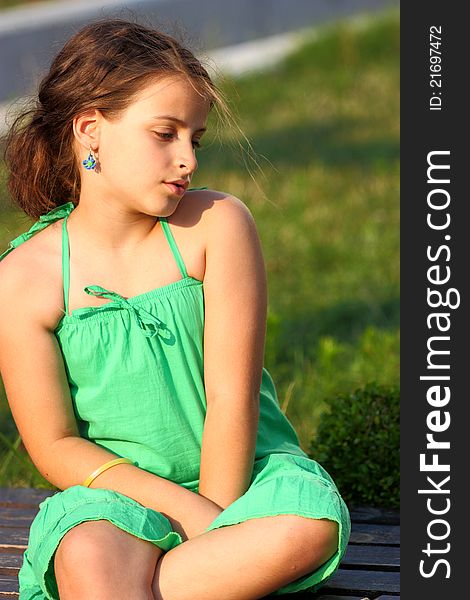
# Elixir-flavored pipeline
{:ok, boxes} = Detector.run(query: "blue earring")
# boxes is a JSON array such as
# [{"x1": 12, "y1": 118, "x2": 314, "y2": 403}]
[{"x1": 82, "y1": 147, "x2": 97, "y2": 170}]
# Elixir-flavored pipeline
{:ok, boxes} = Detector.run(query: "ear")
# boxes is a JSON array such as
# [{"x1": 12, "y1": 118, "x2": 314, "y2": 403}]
[{"x1": 73, "y1": 109, "x2": 103, "y2": 151}]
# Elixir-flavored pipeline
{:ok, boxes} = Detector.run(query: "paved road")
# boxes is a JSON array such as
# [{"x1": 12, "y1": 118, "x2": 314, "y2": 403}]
[{"x1": 0, "y1": 0, "x2": 398, "y2": 103}]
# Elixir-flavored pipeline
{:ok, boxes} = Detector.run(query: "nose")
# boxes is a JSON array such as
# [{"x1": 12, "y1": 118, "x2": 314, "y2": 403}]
[{"x1": 177, "y1": 139, "x2": 198, "y2": 175}]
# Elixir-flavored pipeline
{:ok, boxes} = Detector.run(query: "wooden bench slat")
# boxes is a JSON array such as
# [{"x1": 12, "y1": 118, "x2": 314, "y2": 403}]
[
  {"x1": 0, "y1": 528, "x2": 29, "y2": 548},
  {"x1": 268, "y1": 594, "x2": 369, "y2": 599},
  {"x1": 0, "y1": 488, "x2": 54, "y2": 509},
  {"x1": 348, "y1": 506, "x2": 399, "y2": 526},
  {"x1": 323, "y1": 569, "x2": 400, "y2": 594},
  {"x1": 0, "y1": 552, "x2": 22, "y2": 576},
  {"x1": 0, "y1": 508, "x2": 38, "y2": 528},
  {"x1": 349, "y1": 523, "x2": 400, "y2": 545},
  {"x1": 0, "y1": 575, "x2": 19, "y2": 594},
  {"x1": 343, "y1": 544, "x2": 400, "y2": 568},
  {"x1": 267, "y1": 595, "x2": 368, "y2": 599},
  {"x1": 313, "y1": 596, "x2": 371, "y2": 599},
  {"x1": 0, "y1": 548, "x2": 25, "y2": 556}
]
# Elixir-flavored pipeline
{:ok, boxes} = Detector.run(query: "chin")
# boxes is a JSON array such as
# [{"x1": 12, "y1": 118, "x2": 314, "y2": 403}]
[
  {"x1": 148, "y1": 199, "x2": 181, "y2": 219},
  {"x1": 164, "y1": 201, "x2": 181, "y2": 216}
]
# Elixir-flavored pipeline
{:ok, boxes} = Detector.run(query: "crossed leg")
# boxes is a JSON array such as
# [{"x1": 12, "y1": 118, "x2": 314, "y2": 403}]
[
  {"x1": 152, "y1": 514, "x2": 338, "y2": 600},
  {"x1": 54, "y1": 514, "x2": 338, "y2": 600}
]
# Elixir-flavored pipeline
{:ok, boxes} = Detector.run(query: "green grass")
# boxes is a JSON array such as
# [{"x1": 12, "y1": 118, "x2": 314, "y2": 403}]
[{"x1": 0, "y1": 10, "x2": 399, "y2": 487}]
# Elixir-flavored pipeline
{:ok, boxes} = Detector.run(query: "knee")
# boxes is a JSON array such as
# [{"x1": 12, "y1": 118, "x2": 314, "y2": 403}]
[
  {"x1": 54, "y1": 520, "x2": 113, "y2": 575},
  {"x1": 278, "y1": 516, "x2": 339, "y2": 571},
  {"x1": 54, "y1": 519, "x2": 161, "y2": 582},
  {"x1": 54, "y1": 519, "x2": 162, "y2": 599}
]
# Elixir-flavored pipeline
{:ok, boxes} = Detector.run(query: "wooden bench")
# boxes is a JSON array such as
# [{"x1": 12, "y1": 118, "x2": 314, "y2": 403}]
[{"x1": 0, "y1": 487, "x2": 399, "y2": 598}]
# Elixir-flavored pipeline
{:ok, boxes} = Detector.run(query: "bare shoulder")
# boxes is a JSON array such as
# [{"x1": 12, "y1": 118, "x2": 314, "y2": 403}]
[
  {"x1": 177, "y1": 189, "x2": 265, "y2": 288},
  {"x1": 174, "y1": 188, "x2": 257, "y2": 237},
  {"x1": 0, "y1": 221, "x2": 64, "y2": 330}
]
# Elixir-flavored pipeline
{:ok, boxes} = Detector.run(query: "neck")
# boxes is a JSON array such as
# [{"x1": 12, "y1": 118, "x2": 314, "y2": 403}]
[{"x1": 67, "y1": 197, "x2": 159, "y2": 253}]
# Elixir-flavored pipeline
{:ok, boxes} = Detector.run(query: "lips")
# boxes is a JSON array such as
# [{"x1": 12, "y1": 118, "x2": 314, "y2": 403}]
[{"x1": 164, "y1": 180, "x2": 189, "y2": 195}]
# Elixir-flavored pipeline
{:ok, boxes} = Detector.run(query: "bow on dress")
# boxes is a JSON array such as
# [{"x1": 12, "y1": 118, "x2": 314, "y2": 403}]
[{"x1": 81, "y1": 285, "x2": 168, "y2": 338}]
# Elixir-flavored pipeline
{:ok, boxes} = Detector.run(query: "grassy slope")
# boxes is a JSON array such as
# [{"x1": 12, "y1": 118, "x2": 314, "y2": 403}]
[
  {"x1": 0, "y1": 10, "x2": 399, "y2": 486},
  {"x1": 192, "y1": 11, "x2": 400, "y2": 445}
]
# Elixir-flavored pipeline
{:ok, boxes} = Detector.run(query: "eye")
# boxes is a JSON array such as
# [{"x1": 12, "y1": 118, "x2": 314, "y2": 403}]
[
  {"x1": 192, "y1": 139, "x2": 202, "y2": 149},
  {"x1": 154, "y1": 131, "x2": 174, "y2": 141}
]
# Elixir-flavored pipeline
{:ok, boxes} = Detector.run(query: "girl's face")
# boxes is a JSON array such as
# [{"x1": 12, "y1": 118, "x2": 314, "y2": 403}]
[{"x1": 83, "y1": 75, "x2": 210, "y2": 217}]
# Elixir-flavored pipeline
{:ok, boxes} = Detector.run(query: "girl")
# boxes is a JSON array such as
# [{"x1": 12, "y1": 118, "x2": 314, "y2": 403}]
[{"x1": 0, "y1": 19, "x2": 350, "y2": 600}]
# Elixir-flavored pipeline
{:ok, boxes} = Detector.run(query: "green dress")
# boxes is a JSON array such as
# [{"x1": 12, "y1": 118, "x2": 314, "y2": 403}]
[{"x1": 1, "y1": 201, "x2": 350, "y2": 599}]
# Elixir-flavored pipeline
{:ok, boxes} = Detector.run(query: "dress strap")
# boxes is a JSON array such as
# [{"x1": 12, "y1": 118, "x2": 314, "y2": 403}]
[
  {"x1": 159, "y1": 218, "x2": 188, "y2": 279},
  {"x1": 0, "y1": 201, "x2": 75, "y2": 262},
  {"x1": 155, "y1": 186, "x2": 206, "y2": 279},
  {"x1": 62, "y1": 213, "x2": 72, "y2": 317}
]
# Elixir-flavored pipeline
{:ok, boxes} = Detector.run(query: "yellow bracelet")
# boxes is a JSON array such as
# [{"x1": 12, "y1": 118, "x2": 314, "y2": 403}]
[{"x1": 82, "y1": 457, "x2": 134, "y2": 488}]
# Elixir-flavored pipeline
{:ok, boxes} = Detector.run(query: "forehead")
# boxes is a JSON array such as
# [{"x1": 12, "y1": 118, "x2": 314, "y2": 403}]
[{"x1": 125, "y1": 75, "x2": 211, "y2": 119}]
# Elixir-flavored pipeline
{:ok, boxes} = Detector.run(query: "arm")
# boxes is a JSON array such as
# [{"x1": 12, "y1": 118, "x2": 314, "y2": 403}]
[
  {"x1": 0, "y1": 259, "x2": 222, "y2": 541},
  {"x1": 198, "y1": 195, "x2": 268, "y2": 509}
]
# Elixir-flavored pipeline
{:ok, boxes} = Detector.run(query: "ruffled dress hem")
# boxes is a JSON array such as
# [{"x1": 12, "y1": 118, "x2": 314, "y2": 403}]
[
  {"x1": 18, "y1": 485, "x2": 182, "y2": 600},
  {"x1": 202, "y1": 453, "x2": 351, "y2": 595}
]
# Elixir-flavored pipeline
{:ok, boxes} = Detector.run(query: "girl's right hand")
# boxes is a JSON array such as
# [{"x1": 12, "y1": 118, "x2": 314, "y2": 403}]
[{"x1": 162, "y1": 493, "x2": 224, "y2": 542}]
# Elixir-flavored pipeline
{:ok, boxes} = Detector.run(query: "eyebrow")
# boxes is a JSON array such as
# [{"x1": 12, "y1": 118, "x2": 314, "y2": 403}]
[{"x1": 151, "y1": 115, "x2": 207, "y2": 133}]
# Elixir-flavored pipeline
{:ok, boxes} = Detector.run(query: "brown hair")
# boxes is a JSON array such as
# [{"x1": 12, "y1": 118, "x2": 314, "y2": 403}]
[{"x1": 3, "y1": 18, "x2": 231, "y2": 219}]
